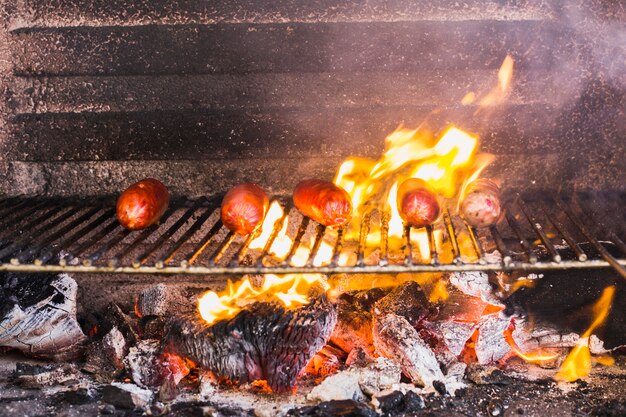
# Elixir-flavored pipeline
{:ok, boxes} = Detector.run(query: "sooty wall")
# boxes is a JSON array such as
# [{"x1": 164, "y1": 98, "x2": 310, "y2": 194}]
[{"x1": 0, "y1": 0, "x2": 623, "y2": 197}]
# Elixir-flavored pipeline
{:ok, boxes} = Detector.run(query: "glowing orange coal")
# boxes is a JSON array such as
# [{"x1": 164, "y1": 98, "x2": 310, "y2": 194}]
[{"x1": 197, "y1": 274, "x2": 327, "y2": 325}]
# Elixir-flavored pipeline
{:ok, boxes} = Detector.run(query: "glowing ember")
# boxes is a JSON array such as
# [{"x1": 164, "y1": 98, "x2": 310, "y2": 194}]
[
  {"x1": 556, "y1": 286, "x2": 615, "y2": 382},
  {"x1": 198, "y1": 274, "x2": 327, "y2": 325},
  {"x1": 503, "y1": 323, "x2": 560, "y2": 366}
]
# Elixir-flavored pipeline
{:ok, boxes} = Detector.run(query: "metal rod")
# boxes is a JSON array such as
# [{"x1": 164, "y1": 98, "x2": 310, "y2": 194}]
[
  {"x1": 490, "y1": 225, "x2": 513, "y2": 267},
  {"x1": 0, "y1": 200, "x2": 49, "y2": 233},
  {"x1": 504, "y1": 209, "x2": 538, "y2": 264},
  {"x1": 403, "y1": 224, "x2": 413, "y2": 265},
  {"x1": 229, "y1": 226, "x2": 262, "y2": 267},
  {"x1": 425, "y1": 225, "x2": 439, "y2": 265},
  {"x1": 555, "y1": 196, "x2": 626, "y2": 279},
  {"x1": 540, "y1": 203, "x2": 587, "y2": 262},
  {"x1": 1, "y1": 206, "x2": 80, "y2": 262},
  {"x1": 17, "y1": 205, "x2": 101, "y2": 263},
  {"x1": 182, "y1": 219, "x2": 224, "y2": 267},
  {"x1": 356, "y1": 211, "x2": 372, "y2": 267},
  {"x1": 210, "y1": 231, "x2": 236, "y2": 266},
  {"x1": 379, "y1": 210, "x2": 390, "y2": 266},
  {"x1": 464, "y1": 221, "x2": 487, "y2": 264},
  {"x1": 572, "y1": 193, "x2": 626, "y2": 256},
  {"x1": 516, "y1": 198, "x2": 561, "y2": 262},
  {"x1": 306, "y1": 223, "x2": 327, "y2": 267},
  {"x1": 42, "y1": 208, "x2": 115, "y2": 265},
  {"x1": 64, "y1": 219, "x2": 120, "y2": 265},
  {"x1": 331, "y1": 227, "x2": 345, "y2": 267},
  {"x1": 107, "y1": 208, "x2": 178, "y2": 267},
  {"x1": 443, "y1": 207, "x2": 461, "y2": 264},
  {"x1": 256, "y1": 203, "x2": 291, "y2": 267},
  {"x1": 133, "y1": 199, "x2": 205, "y2": 267},
  {"x1": 157, "y1": 206, "x2": 215, "y2": 267},
  {"x1": 0, "y1": 201, "x2": 58, "y2": 245},
  {"x1": 284, "y1": 217, "x2": 310, "y2": 266}
]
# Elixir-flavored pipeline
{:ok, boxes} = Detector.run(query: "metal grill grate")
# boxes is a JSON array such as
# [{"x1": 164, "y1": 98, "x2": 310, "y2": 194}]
[{"x1": 0, "y1": 191, "x2": 624, "y2": 278}]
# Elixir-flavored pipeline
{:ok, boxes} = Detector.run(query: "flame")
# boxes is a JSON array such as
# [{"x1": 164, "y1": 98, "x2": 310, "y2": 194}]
[
  {"x1": 248, "y1": 201, "x2": 285, "y2": 251},
  {"x1": 478, "y1": 55, "x2": 515, "y2": 108},
  {"x1": 198, "y1": 274, "x2": 327, "y2": 325},
  {"x1": 556, "y1": 286, "x2": 615, "y2": 382},
  {"x1": 503, "y1": 323, "x2": 560, "y2": 366}
]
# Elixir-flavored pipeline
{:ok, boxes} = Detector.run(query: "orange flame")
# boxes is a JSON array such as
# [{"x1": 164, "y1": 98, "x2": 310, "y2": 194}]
[
  {"x1": 503, "y1": 323, "x2": 560, "y2": 366},
  {"x1": 556, "y1": 286, "x2": 615, "y2": 382},
  {"x1": 198, "y1": 274, "x2": 327, "y2": 325},
  {"x1": 478, "y1": 55, "x2": 515, "y2": 108}
]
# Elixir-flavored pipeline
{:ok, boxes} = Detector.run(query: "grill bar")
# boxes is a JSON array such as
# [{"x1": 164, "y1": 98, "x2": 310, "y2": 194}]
[{"x1": 0, "y1": 192, "x2": 622, "y2": 276}]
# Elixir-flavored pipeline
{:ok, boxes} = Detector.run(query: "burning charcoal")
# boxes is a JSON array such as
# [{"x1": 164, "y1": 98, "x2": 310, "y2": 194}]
[
  {"x1": 307, "y1": 358, "x2": 401, "y2": 402},
  {"x1": 447, "y1": 269, "x2": 503, "y2": 306},
  {"x1": 137, "y1": 283, "x2": 170, "y2": 317},
  {"x1": 373, "y1": 313, "x2": 444, "y2": 389},
  {"x1": 164, "y1": 292, "x2": 336, "y2": 394},
  {"x1": 372, "y1": 390, "x2": 425, "y2": 416},
  {"x1": 303, "y1": 345, "x2": 343, "y2": 379},
  {"x1": 140, "y1": 316, "x2": 166, "y2": 339},
  {"x1": 475, "y1": 313, "x2": 512, "y2": 364},
  {"x1": 435, "y1": 321, "x2": 477, "y2": 357},
  {"x1": 124, "y1": 340, "x2": 190, "y2": 389},
  {"x1": 102, "y1": 382, "x2": 154, "y2": 409},
  {"x1": 0, "y1": 272, "x2": 86, "y2": 360},
  {"x1": 83, "y1": 326, "x2": 127, "y2": 382},
  {"x1": 288, "y1": 400, "x2": 377, "y2": 417},
  {"x1": 103, "y1": 303, "x2": 139, "y2": 346},
  {"x1": 330, "y1": 288, "x2": 390, "y2": 358},
  {"x1": 14, "y1": 363, "x2": 80, "y2": 388},
  {"x1": 374, "y1": 281, "x2": 431, "y2": 328}
]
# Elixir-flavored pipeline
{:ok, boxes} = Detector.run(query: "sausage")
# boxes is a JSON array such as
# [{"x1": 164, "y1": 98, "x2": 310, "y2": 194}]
[
  {"x1": 117, "y1": 178, "x2": 170, "y2": 230},
  {"x1": 459, "y1": 178, "x2": 502, "y2": 228},
  {"x1": 221, "y1": 183, "x2": 269, "y2": 235},
  {"x1": 397, "y1": 178, "x2": 441, "y2": 227},
  {"x1": 293, "y1": 179, "x2": 352, "y2": 227}
]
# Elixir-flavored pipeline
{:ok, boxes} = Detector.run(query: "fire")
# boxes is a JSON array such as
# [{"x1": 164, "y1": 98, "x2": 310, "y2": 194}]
[
  {"x1": 503, "y1": 323, "x2": 560, "y2": 366},
  {"x1": 556, "y1": 286, "x2": 615, "y2": 382},
  {"x1": 198, "y1": 274, "x2": 327, "y2": 325},
  {"x1": 478, "y1": 55, "x2": 515, "y2": 108}
]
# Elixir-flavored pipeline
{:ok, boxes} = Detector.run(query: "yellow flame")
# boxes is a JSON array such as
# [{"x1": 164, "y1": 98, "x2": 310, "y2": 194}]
[
  {"x1": 248, "y1": 201, "x2": 285, "y2": 251},
  {"x1": 198, "y1": 274, "x2": 327, "y2": 325},
  {"x1": 556, "y1": 286, "x2": 615, "y2": 382},
  {"x1": 478, "y1": 55, "x2": 515, "y2": 108}
]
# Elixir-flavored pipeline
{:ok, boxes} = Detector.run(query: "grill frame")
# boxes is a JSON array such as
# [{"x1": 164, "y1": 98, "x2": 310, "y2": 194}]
[{"x1": 0, "y1": 191, "x2": 624, "y2": 278}]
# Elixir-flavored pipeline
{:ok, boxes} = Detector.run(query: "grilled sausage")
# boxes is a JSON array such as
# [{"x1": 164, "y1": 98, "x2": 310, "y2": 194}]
[
  {"x1": 459, "y1": 178, "x2": 502, "y2": 228},
  {"x1": 221, "y1": 183, "x2": 269, "y2": 235},
  {"x1": 117, "y1": 178, "x2": 170, "y2": 230},
  {"x1": 397, "y1": 178, "x2": 441, "y2": 227},
  {"x1": 293, "y1": 179, "x2": 352, "y2": 227}
]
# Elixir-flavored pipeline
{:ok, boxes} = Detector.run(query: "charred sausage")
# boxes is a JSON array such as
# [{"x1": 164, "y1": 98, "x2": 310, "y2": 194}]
[
  {"x1": 293, "y1": 179, "x2": 352, "y2": 227},
  {"x1": 221, "y1": 183, "x2": 269, "y2": 235},
  {"x1": 459, "y1": 178, "x2": 502, "y2": 228},
  {"x1": 117, "y1": 178, "x2": 170, "y2": 230},
  {"x1": 397, "y1": 178, "x2": 441, "y2": 227}
]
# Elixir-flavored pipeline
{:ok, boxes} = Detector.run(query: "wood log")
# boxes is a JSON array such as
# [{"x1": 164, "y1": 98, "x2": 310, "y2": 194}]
[
  {"x1": 0, "y1": 272, "x2": 86, "y2": 360},
  {"x1": 164, "y1": 290, "x2": 337, "y2": 394}
]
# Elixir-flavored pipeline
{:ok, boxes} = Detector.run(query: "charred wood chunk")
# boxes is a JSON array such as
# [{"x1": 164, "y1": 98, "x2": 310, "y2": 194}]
[
  {"x1": 0, "y1": 272, "x2": 86, "y2": 360},
  {"x1": 288, "y1": 400, "x2": 377, "y2": 417},
  {"x1": 165, "y1": 294, "x2": 337, "y2": 394},
  {"x1": 374, "y1": 281, "x2": 431, "y2": 328}
]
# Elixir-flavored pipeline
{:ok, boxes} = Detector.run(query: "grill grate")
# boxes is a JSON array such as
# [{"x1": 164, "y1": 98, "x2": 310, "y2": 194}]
[{"x1": 0, "y1": 191, "x2": 624, "y2": 278}]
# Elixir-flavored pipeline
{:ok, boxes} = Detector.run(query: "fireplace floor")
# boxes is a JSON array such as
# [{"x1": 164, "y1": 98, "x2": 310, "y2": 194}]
[{"x1": 1, "y1": 351, "x2": 625, "y2": 417}]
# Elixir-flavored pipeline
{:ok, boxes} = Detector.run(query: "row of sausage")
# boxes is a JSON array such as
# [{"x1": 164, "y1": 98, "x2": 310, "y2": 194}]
[{"x1": 115, "y1": 177, "x2": 502, "y2": 234}]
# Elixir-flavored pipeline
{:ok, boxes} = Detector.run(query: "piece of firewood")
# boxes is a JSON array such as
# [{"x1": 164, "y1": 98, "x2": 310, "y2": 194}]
[
  {"x1": 164, "y1": 290, "x2": 337, "y2": 394},
  {"x1": 0, "y1": 272, "x2": 86, "y2": 360}
]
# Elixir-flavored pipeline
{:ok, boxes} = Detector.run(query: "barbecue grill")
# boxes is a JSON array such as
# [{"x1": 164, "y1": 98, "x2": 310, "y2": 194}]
[{"x1": 0, "y1": 190, "x2": 624, "y2": 277}]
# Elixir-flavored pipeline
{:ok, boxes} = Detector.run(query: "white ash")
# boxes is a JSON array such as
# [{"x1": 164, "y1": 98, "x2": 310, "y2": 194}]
[
  {"x1": 475, "y1": 313, "x2": 513, "y2": 364},
  {"x1": 436, "y1": 320, "x2": 477, "y2": 356},
  {"x1": 124, "y1": 339, "x2": 160, "y2": 388},
  {"x1": 102, "y1": 327, "x2": 127, "y2": 369},
  {"x1": 448, "y1": 269, "x2": 503, "y2": 306},
  {"x1": 373, "y1": 313, "x2": 445, "y2": 389},
  {"x1": 0, "y1": 273, "x2": 86, "y2": 359},
  {"x1": 511, "y1": 319, "x2": 610, "y2": 355}
]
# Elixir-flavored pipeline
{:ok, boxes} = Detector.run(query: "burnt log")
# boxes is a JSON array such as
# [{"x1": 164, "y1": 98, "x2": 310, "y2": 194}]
[
  {"x1": 0, "y1": 272, "x2": 86, "y2": 360},
  {"x1": 164, "y1": 292, "x2": 337, "y2": 394}
]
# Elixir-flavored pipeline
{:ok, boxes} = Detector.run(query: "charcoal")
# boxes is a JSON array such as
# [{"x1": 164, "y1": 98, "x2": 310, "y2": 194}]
[
  {"x1": 102, "y1": 303, "x2": 139, "y2": 346},
  {"x1": 137, "y1": 283, "x2": 170, "y2": 317},
  {"x1": 475, "y1": 313, "x2": 512, "y2": 364},
  {"x1": 14, "y1": 363, "x2": 80, "y2": 388},
  {"x1": 504, "y1": 268, "x2": 626, "y2": 350},
  {"x1": 374, "y1": 281, "x2": 431, "y2": 328},
  {"x1": 373, "y1": 312, "x2": 444, "y2": 389},
  {"x1": 102, "y1": 382, "x2": 154, "y2": 409},
  {"x1": 124, "y1": 339, "x2": 163, "y2": 388},
  {"x1": 288, "y1": 400, "x2": 377, "y2": 417},
  {"x1": 164, "y1": 291, "x2": 336, "y2": 394},
  {"x1": 435, "y1": 321, "x2": 477, "y2": 357},
  {"x1": 60, "y1": 387, "x2": 96, "y2": 405},
  {"x1": 83, "y1": 326, "x2": 127, "y2": 382},
  {"x1": 0, "y1": 272, "x2": 86, "y2": 360},
  {"x1": 141, "y1": 316, "x2": 166, "y2": 339},
  {"x1": 447, "y1": 270, "x2": 503, "y2": 306}
]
